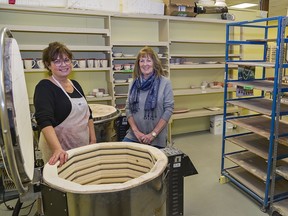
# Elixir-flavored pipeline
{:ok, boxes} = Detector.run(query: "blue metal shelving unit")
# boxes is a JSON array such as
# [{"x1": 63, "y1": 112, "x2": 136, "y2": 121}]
[{"x1": 221, "y1": 16, "x2": 288, "y2": 212}]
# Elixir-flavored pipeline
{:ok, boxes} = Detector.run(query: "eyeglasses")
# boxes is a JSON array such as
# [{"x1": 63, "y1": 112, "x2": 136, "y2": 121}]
[{"x1": 52, "y1": 58, "x2": 71, "y2": 67}]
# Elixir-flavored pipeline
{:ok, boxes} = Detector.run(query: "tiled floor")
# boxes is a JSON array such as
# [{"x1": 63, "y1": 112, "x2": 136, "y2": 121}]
[
  {"x1": 0, "y1": 131, "x2": 268, "y2": 216},
  {"x1": 173, "y1": 131, "x2": 267, "y2": 216}
]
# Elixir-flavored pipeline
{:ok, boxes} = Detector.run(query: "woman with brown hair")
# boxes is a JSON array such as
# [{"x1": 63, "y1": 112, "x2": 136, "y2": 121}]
[{"x1": 34, "y1": 42, "x2": 96, "y2": 166}]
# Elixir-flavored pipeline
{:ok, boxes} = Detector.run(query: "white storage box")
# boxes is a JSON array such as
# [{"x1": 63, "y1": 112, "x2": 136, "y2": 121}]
[
  {"x1": 121, "y1": 0, "x2": 164, "y2": 15},
  {"x1": 0, "y1": 0, "x2": 66, "y2": 7},
  {"x1": 210, "y1": 115, "x2": 223, "y2": 135},
  {"x1": 67, "y1": 0, "x2": 120, "y2": 12},
  {"x1": 210, "y1": 115, "x2": 234, "y2": 135}
]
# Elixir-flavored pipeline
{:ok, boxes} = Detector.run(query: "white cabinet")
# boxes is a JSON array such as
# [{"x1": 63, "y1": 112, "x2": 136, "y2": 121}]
[
  {"x1": 0, "y1": 6, "x2": 113, "y2": 105},
  {"x1": 168, "y1": 17, "x2": 238, "y2": 135},
  {"x1": 110, "y1": 15, "x2": 169, "y2": 110},
  {"x1": 0, "y1": 5, "x2": 261, "y2": 136}
]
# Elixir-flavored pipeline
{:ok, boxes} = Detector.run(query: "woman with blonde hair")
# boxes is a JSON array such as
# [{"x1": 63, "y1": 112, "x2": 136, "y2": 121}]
[{"x1": 123, "y1": 46, "x2": 174, "y2": 148}]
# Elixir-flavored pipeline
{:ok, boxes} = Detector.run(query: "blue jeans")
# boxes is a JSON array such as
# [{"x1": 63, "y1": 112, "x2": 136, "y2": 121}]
[{"x1": 122, "y1": 137, "x2": 137, "y2": 143}]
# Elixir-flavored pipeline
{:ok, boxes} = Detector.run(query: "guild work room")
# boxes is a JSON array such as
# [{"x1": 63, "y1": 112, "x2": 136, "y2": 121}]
[{"x1": 1, "y1": 0, "x2": 288, "y2": 216}]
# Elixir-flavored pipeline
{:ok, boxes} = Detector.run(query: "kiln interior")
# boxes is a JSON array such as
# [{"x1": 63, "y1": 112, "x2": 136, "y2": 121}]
[
  {"x1": 57, "y1": 146, "x2": 156, "y2": 185},
  {"x1": 43, "y1": 142, "x2": 168, "y2": 194}
]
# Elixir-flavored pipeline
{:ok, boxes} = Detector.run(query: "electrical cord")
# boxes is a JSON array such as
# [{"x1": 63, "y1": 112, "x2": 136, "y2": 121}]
[
  {"x1": 21, "y1": 200, "x2": 36, "y2": 209},
  {"x1": 20, "y1": 200, "x2": 36, "y2": 216},
  {"x1": 2, "y1": 189, "x2": 15, "y2": 210},
  {"x1": 2, "y1": 186, "x2": 36, "y2": 212}
]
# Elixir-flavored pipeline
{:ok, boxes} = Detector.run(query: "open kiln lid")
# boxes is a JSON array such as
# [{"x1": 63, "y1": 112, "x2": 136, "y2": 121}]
[
  {"x1": 0, "y1": 28, "x2": 34, "y2": 194},
  {"x1": 89, "y1": 104, "x2": 118, "y2": 121}
]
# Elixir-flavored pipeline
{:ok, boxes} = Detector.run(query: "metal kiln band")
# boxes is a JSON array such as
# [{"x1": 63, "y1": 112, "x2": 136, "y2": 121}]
[{"x1": 0, "y1": 27, "x2": 27, "y2": 194}]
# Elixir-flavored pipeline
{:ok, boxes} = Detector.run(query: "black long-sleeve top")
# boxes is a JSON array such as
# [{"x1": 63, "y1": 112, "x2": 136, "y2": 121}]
[{"x1": 34, "y1": 79, "x2": 93, "y2": 130}]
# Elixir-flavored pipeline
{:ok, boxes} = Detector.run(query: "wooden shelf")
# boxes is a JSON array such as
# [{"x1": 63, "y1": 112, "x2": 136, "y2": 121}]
[
  {"x1": 226, "y1": 167, "x2": 288, "y2": 200},
  {"x1": 19, "y1": 45, "x2": 111, "y2": 51},
  {"x1": 170, "y1": 54, "x2": 225, "y2": 58},
  {"x1": 272, "y1": 199, "x2": 288, "y2": 216},
  {"x1": 227, "y1": 61, "x2": 275, "y2": 68},
  {"x1": 173, "y1": 87, "x2": 235, "y2": 96},
  {"x1": 226, "y1": 133, "x2": 288, "y2": 160},
  {"x1": 170, "y1": 39, "x2": 226, "y2": 44},
  {"x1": 114, "y1": 83, "x2": 129, "y2": 86},
  {"x1": 228, "y1": 98, "x2": 288, "y2": 116},
  {"x1": 0, "y1": 3, "x2": 112, "y2": 16},
  {"x1": 74, "y1": 67, "x2": 111, "y2": 72},
  {"x1": 170, "y1": 63, "x2": 226, "y2": 69},
  {"x1": 115, "y1": 95, "x2": 128, "y2": 98},
  {"x1": 111, "y1": 41, "x2": 169, "y2": 47},
  {"x1": 226, "y1": 151, "x2": 269, "y2": 181},
  {"x1": 87, "y1": 96, "x2": 112, "y2": 102},
  {"x1": 168, "y1": 16, "x2": 229, "y2": 24},
  {"x1": 232, "y1": 80, "x2": 288, "y2": 92},
  {"x1": 276, "y1": 165, "x2": 288, "y2": 181},
  {"x1": 113, "y1": 70, "x2": 133, "y2": 73},
  {"x1": 6, "y1": 24, "x2": 110, "y2": 35},
  {"x1": 227, "y1": 115, "x2": 288, "y2": 146},
  {"x1": 112, "y1": 57, "x2": 137, "y2": 60},
  {"x1": 246, "y1": 38, "x2": 277, "y2": 42},
  {"x1": 172, "y1": 106, "x2": 238, "y2": 120},
  {"x1": 112, "y1": 13, "x2": 167, "y2": 20},
  {"x1": 169, "y1": 54, "x2": 241, "y2": 58},
  {"x1": 24, "y1": 67, "x2": 111, "y2": 73}
]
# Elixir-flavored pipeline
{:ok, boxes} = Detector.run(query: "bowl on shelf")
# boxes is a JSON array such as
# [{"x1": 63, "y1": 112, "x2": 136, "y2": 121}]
[
  {"x1": 183, "y1": 61, "x2": 197, "y2": 65},
  {"x1": 157, "y1": 54, "x2": 163, "y2": 58},
  {"x1": 113, "y1": 64, "x2": 123, "y2": 70},
  {"x1": 123, "y1": 54, "x2": 135, "y2": 57},
  {"x1": 96, "y1": 92, "x2": 103, "y2": 98},
  {"x1": 116, "y1": 104, "x2": 126, "y2": 110},
  {"x1": 123, "y1": 64, "x2": 131, "y2": 70},
  {"x1": 114, "y1": 79, "x2": 127, "y2": 83},
  {"x1": 86, "y1": 95, "x2": 95, "y2": 98},
  {"x1": 113, "y1": 52, "x2": 123, "y2": 57}
]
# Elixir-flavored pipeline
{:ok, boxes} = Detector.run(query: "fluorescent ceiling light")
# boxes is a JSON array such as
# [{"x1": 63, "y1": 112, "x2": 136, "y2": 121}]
[{"x1": 230, "y1": 3, "x2": 258, "y2": 9}]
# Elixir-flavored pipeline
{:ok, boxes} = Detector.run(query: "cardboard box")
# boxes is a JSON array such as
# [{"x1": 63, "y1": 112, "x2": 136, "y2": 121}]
[
  {"x1": 163, "y1": 0, "x2": 197, "y2": 17},
  {"x1": 163, "y1": 0, "x2": 195, "y2": 6},
  {"x1": 165, "y1": 4, "x2": 196, "y2": 17}
]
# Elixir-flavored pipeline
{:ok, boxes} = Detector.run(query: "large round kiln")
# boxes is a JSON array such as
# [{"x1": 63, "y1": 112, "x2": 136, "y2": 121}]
[
  {"x1": 42, "y1": 142, "x2": 168, "y2": 216},
  {"x1": 89, "y1": 104, "x2": 121, "y2": 142}
]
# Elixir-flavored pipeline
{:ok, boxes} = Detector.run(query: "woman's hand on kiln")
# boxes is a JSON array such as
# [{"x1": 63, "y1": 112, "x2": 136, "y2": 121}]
[{"x1": 49, "y1": 148, "x2": 68, "y2": 167}]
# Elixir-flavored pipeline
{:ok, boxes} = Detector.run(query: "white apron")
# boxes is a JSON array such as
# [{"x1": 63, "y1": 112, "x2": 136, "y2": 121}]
[{"x1": 39, "y1": 77, "x2": 90, "y2": 163}]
